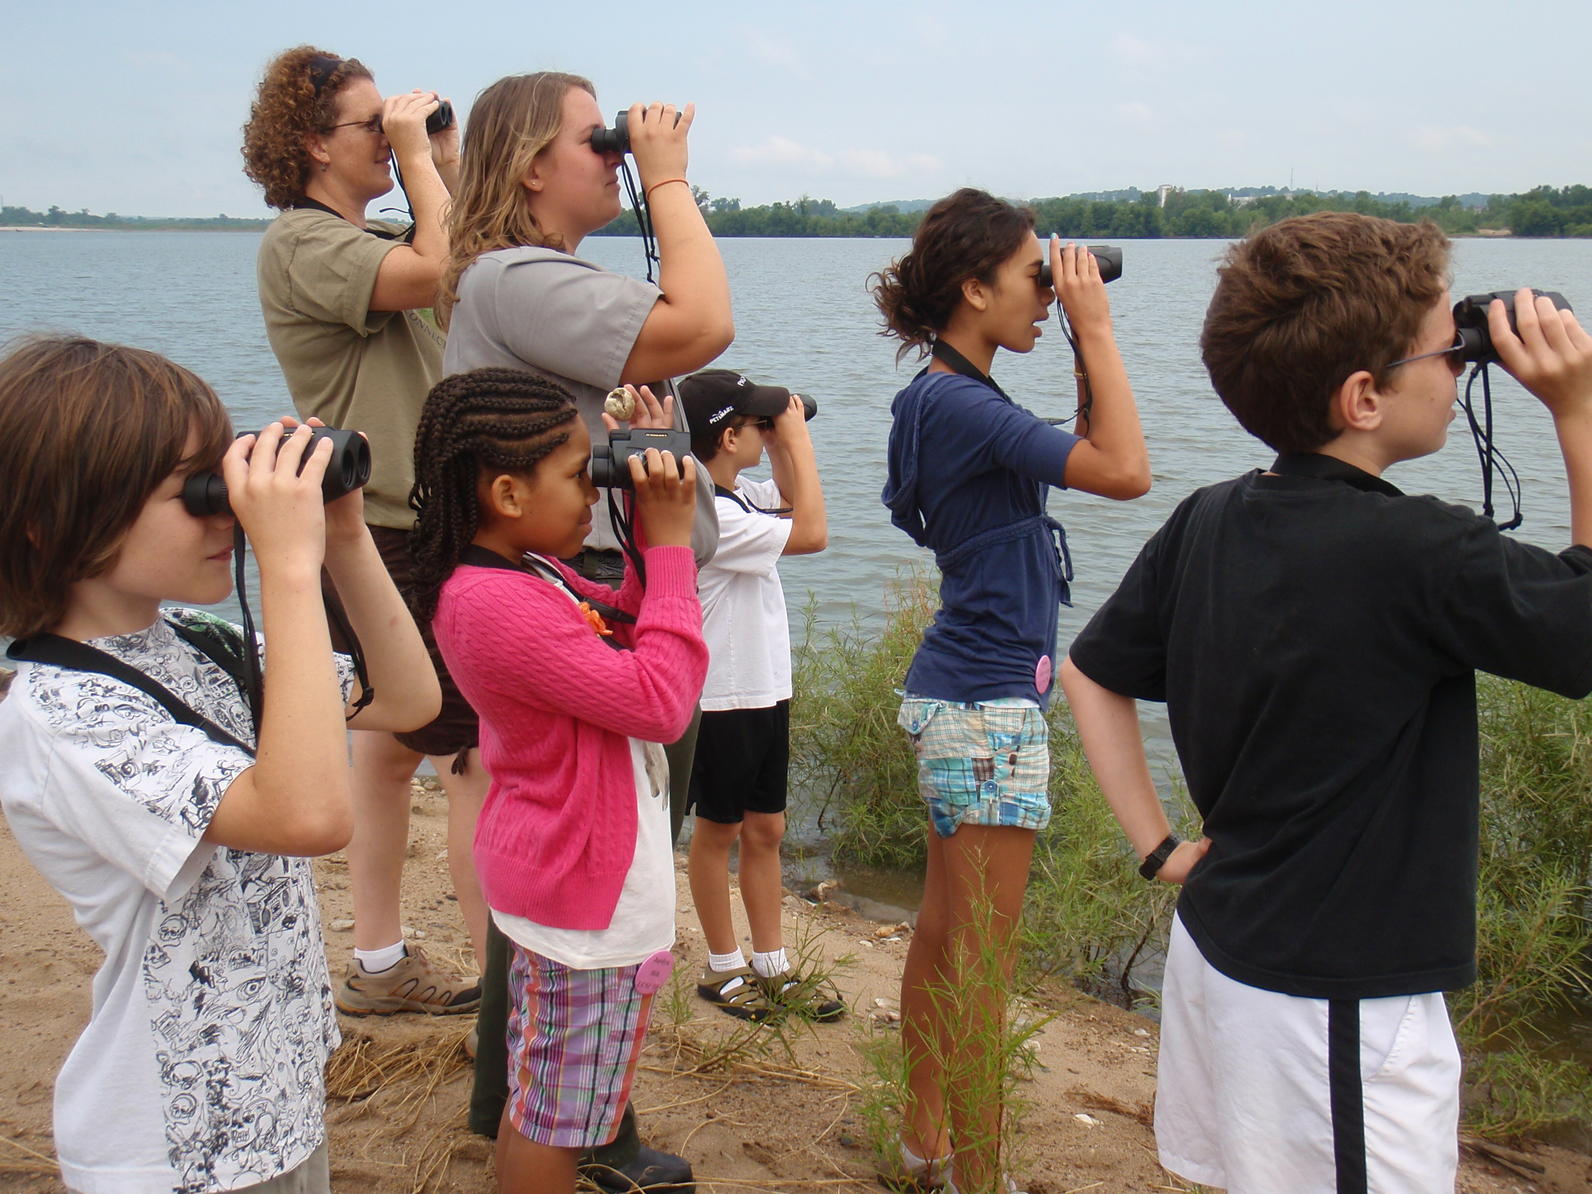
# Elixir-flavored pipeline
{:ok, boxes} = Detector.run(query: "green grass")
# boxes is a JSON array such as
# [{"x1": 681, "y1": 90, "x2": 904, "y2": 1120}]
[{"x1": 791, "y1": 572, "x2": 1592, "y2": 1141}]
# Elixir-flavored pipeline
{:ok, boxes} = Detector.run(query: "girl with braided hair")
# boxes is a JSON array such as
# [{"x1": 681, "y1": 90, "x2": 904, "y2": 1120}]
[{"x1": 410, "y1": 368, "x2": 707, "y2": 1194}]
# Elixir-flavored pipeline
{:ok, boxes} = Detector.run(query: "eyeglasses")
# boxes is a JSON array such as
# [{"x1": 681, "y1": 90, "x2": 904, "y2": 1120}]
[
  {"x1": 325, "y1": 115, "x2": 383, "y2": 136},
  {"x1": 1384, "y1": 334, "x2": 1466, "y2": 374}
]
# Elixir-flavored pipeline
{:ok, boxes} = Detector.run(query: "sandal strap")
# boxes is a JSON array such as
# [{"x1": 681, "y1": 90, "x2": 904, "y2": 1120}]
[{"x1": 698, "y1": 965, "x2": 771, "y2": 1010}]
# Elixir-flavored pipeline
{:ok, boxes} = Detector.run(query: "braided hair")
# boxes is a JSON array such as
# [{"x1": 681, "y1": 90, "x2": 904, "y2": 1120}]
[{"x1": 409, "y1": 368, "x2": 581, "y2": 624}]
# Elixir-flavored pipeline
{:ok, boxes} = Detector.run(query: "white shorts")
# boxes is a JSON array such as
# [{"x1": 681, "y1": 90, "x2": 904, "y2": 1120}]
[{"x1": 1155, "y1": 914, "x2": 1460, "y2": 1194}]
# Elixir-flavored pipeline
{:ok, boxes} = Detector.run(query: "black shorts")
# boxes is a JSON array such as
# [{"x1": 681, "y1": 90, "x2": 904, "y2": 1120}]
[
  {"x1": 324, "y1": 525, "x2": 480, "y2": 761},
  {"x1": 687, "y1": 701, "x2": 790, "y2": 825}
]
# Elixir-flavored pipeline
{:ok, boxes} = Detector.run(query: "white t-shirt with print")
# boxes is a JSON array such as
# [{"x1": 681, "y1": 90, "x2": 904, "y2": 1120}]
[
  {"x1": 699, "y1": 476, "x2": 794, "y2": 711},
  {"x1": 0, "y1": 609, "x2": 351, "y2": 1194}
]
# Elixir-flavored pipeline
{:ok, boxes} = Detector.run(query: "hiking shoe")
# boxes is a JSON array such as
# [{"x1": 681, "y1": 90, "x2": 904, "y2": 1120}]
[
  {"x1": 695, "y1": 965, "x2": 777, "y2": 1021},
  {"x1": 581, "y1": 1143, "x2": 694, "y2": 1192},
  {"x1": 335, "y1": 946, "x2": 481, "y2": 1015},
  {"x1": 759, "y1": 967, "x2": 846, "y2": 1022}
]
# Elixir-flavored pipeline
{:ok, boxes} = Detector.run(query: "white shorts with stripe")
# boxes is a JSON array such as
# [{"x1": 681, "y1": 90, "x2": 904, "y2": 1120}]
[{"x1": 1155, "y1": 914, "x2": 1461, "y2": 1194}]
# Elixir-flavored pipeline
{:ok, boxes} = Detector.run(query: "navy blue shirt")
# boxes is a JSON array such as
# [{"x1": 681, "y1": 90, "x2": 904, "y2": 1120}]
[{"x1": 883, "y1": 371, "x2": 1079, "y2": 706}]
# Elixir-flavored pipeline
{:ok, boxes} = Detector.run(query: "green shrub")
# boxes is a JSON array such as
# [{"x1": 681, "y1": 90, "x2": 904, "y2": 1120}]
[
  {"x1": 792, "y1": 581, "x2": 1592, "y2": 1140},
  {"x1": 791, "y1": 571, "x2": 1191, "y2": 1001}
]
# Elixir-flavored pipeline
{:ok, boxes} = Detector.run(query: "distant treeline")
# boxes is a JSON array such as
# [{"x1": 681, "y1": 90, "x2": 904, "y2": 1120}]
[
  {"x1": 0, "y1": 205, "x2": 270, "y2": 231},
  {"x1": 11, "y1": 184, "x2": 1592, "y2": 239},
  {"x1": 595, "y1": 184, "x2": 1592, "y2": 240}
]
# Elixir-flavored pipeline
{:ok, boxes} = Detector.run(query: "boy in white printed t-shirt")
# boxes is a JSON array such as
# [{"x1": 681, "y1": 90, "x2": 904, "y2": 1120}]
[
  {"x1": 0, "y1": 336, "x2": 440, "y2": 1194},
  {"x1": 677, "y1": 369, "x2": 842, "y2": 1021}
]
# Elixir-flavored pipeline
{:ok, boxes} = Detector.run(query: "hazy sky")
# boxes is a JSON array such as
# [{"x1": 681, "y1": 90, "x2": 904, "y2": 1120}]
[{"x1": 6, "y1": 1, "x2": 1590, "y2": 218}]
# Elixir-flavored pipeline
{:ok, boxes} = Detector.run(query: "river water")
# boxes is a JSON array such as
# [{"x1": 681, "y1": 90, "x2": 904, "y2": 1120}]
[{"x1": 3, "y1": 230, "x2": 1589, "y2": 1122}]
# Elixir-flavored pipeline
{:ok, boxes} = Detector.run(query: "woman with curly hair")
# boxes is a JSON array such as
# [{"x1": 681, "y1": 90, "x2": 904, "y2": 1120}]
[{"x1": 242, "y1": 45, "x2": 488, "y2": 1021}]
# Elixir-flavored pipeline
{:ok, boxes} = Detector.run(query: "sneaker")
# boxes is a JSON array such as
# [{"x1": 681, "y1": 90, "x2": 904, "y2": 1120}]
[
  {"x1": 335, "y1": 945, "x2": 481, "y2": 1015},
  {"x1": 759, "y1": 967, "x2": 845, "y2": 1022},
  {"x1": 695, "y1": 965, "x2": 777, "y2": 1021},
  {"x1": 580, "y1": 1143, "x2": 694, "y2": 1192}
]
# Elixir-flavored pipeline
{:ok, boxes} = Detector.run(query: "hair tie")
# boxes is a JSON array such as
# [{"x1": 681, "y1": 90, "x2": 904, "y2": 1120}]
[{"x1": 644, "y1": 178, "x2": 689, "y2": 203}]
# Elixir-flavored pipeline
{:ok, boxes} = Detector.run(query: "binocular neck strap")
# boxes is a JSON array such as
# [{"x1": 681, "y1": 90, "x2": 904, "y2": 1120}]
[{"x1": 930, "y1": 339, "x2": 1008, "y2": 401}]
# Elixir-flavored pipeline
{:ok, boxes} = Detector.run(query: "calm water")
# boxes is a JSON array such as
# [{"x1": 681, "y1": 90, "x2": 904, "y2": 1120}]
[
  {"x1": 3, "y1": 228, "x2": 1590, "y2": 1136},
  {"x1": 7, "y1": 232, "x2": 1592, "y2": 723}
]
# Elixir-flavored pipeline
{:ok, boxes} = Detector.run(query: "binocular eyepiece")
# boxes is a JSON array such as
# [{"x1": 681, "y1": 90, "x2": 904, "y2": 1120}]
[
  {"x1": 182, "y1": 427, "x2": 371, "y2": 517},
  {"x1": 1036, "y1": 245, "x2": 1122, "y2": 290},
  {"x1": 590, "y1": 111, "x2": 631, "y2": 157},
  {"x1": 1453, "y1": 289, "x2": 1574, "y2": 365}
]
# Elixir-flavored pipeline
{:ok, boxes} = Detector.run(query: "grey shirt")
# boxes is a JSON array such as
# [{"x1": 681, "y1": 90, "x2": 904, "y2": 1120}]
[{"x1": 443, "y1": 245, "x2": 718, "y2": 562}]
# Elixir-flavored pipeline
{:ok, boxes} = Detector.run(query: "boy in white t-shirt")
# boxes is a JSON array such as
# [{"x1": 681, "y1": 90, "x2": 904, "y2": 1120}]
[
  {"x1": 678, "y1": 369, "x2": 841, "y2": 1021},
  {"x1": 0, "y1": 336, "x2": 440, "y2": 1194}
]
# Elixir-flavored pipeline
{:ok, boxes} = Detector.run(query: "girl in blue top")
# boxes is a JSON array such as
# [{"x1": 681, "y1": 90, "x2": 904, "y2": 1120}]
[{"x1": 871, "y1": 187, "x2": 1150, "y2": 1194}]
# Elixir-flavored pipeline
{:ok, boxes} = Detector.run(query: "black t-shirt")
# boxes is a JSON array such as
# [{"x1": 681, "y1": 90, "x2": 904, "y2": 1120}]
[{"x1": 1069, "y1": 461, "x2": 1592, "y2": 999}]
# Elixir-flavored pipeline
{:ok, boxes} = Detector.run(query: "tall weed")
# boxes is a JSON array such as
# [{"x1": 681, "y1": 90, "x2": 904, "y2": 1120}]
[{"x1": 793, "y1": 578, "x2": 1592, "y2": 1140}]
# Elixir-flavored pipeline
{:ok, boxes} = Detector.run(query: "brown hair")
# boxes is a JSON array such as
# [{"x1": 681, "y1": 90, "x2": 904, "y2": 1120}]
[
  {"x1": 1201, "y1": 212, "x2": 1451, "y2": 453},
  {"x1": 241, "y1": 46, "x2": 374, "y2": 210},
  {"x1": 438, "y1": 72, "x2": 597, "y2": 327},
  {"x1": 870, "y1": 187, "x2": 1036, "y2": 363},
  {"x1": 0, "y1": 336, "x2": 233, "y2": 637}
]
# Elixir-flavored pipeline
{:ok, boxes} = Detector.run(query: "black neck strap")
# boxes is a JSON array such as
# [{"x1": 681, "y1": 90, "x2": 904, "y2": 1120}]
[
  {"x1": 930, "y1": 338, "x2": 1008, "y2": 401},
  {"x1": 460, "y1": 544, "x2": 636, "y2": 629},
  {"x1": 1269, "y1": 453, "x2": 1403, "y2": 498},
  {"x1": 7, "y1": 619, "x2": 256, "y2": 756},
  {"x1": 290, "y1": 197, "x2": 409, "y2": 242},
  {"x1": 713, "y1": 483, "x2": 791, "y2": 517}
]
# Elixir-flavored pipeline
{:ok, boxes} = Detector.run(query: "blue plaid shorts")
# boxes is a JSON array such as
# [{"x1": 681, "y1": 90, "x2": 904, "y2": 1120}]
[{"x1": 897, "y1": 694, "x2": 1051, "y2": 838}]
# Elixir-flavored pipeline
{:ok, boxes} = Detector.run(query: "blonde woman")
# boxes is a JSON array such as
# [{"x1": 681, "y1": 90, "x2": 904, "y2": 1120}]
[{"x1": 439, "y1": 71, "x2": 733, "y2": 1194}]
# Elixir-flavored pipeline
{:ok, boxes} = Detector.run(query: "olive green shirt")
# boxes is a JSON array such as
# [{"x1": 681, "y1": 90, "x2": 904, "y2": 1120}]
[{"x1": 256, "y1": 207, "x2": 444, "y2": 530}]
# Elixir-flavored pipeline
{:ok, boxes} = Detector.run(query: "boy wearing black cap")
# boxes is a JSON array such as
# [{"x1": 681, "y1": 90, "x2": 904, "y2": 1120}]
[{"x1": 677, "y1": 369, "x2": 840, "y2": 1020}]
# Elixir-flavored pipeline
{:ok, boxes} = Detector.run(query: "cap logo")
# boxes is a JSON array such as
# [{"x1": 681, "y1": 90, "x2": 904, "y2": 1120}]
[{"x1": 710, "y1": 404, "x2": 736, "y2": 424}]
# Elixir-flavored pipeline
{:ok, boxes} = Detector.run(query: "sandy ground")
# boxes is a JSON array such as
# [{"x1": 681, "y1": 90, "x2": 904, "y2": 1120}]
[{"x1": 2, "y1": 777, "x2": 1589, "y2": 1194}]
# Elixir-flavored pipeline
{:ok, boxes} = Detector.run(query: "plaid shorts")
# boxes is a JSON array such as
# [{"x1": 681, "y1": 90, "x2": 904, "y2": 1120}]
[
  {"x1": 504, "y1": 944, "x2": 656, "y2": 1149},
  {"x1": 898, "y1": 695, "x2": 1051, "y2": 838}
]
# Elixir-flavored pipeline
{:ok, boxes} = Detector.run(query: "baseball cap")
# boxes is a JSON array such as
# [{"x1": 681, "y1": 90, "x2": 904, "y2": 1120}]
[{"x1": 678, "y1": 369, "x2": 791, "y2": 436}]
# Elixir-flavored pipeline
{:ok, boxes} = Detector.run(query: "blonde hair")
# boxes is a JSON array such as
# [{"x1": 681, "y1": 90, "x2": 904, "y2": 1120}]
[{"x1": 439, "y1": 72, "x2": 596, "y2": 327}]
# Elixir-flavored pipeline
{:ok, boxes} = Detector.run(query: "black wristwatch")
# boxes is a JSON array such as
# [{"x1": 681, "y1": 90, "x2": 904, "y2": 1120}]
[{"x1": 1138, "y1": 834, "x2": 1182, "y2": 879}]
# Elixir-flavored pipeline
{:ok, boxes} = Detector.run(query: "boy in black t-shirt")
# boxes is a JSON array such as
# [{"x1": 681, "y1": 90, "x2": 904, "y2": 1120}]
[{"x1": 1060, "y1": 212, "x2": 1592, "y2": 1194}]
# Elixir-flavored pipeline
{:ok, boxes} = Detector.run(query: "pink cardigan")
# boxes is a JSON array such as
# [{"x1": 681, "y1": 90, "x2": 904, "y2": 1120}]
[{"x1": 433, "y1": 545, "x2": 706, "y2": 931}]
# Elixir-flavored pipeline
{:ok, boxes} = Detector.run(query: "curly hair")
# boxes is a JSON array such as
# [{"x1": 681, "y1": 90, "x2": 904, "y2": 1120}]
[
  {"x1": 408, "y1": 368, "x2": 581, "y2": 625},
  {"x1": 0, "y1": 336, "x2": 233, "y2": 638},
  {"x1": 1202, "y1": 212, "x2": 1450, "y2": 454},
  {"x1": 438, "y1": 72, "x2": 595, "y2": 328},
  {"x1": 870, "y1": 188, "x2": 1035, "y2": 363},
  {"x1": 241, "y1": 46, "x2": 373, "y2": 210}
]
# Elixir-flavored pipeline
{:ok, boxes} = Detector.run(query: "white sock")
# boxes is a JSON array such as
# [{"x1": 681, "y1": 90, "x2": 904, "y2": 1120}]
[
  {"x1": 751, "y1": 947, "x2": 789, "y2": 979},
  {"x1": 707, "y1": 948, "x2": 747, "y2": 994},
  {"x1": 355, "y1": 941, "x2": 406, "y2": 974}
]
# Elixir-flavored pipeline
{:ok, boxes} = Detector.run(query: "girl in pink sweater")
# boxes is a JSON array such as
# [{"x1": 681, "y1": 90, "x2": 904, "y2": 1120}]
[{"x1": 409, "y1": 368, "x2": 707, "y2": 1194}]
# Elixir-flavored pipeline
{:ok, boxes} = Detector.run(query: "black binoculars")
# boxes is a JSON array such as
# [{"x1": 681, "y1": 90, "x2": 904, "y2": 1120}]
[
  {"x1": 182, "y1": 427, "x2": 371, "y2": 517},
  {"x1": 425, "y1": 99, "x2": 455, "y2": 135},
  {"x1": 590, "y1": 108, "x2": 686, "y2": 157},
  {"x1": 1037, "y1": 245, "x2": 1122, "y2": 289},
  {"x1": 1453, "y1": 289, "x2": 1574, "y2": 365},
  {"x1": 589, "y1": 427, "x2": 693, "y2": 489}
]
